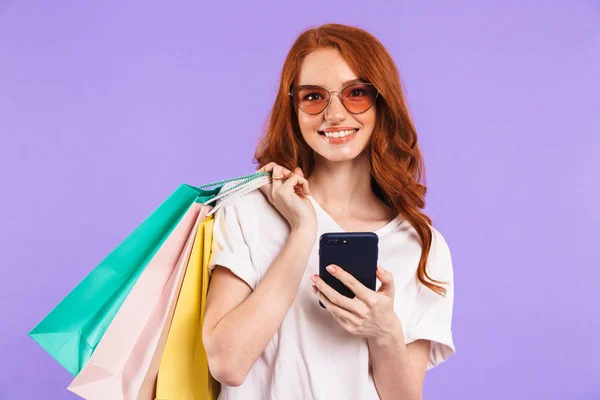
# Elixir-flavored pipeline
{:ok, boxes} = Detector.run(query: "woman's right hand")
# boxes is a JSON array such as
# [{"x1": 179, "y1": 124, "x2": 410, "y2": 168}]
[{"x1": 259, "y1": 162, "x2": 317, "y2": 232}]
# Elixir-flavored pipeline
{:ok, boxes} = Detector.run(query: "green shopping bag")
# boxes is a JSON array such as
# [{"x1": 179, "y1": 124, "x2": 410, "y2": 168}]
[{"x1": 29, "y1": 172, "x2": 269, "y2": 376}]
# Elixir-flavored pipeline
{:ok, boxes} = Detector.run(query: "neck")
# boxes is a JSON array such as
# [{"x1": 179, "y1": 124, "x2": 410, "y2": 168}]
[{"x1": 308, "y1": 151, "x2": 376, "y2": 216}]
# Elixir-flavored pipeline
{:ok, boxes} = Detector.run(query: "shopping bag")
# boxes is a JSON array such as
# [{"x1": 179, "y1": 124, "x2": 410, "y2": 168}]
[
  {"x1": 67, "y1": 203, "x2": 210, "y2": 400},
  {"x1": 29, "y1": 171, "x2": 270, "y2": 376},
  {"x1": 155, "y1": 212, "x2": 218, "y2": 400}
]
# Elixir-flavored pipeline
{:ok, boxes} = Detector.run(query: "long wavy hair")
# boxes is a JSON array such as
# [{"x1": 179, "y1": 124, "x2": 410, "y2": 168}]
[{"x1": 254, "y1": 23, "x2": 446, "y2": 296}]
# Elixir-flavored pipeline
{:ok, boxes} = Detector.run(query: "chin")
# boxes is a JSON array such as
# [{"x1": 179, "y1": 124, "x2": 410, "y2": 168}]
[
  {"x1": 312, "y1": 142, "x2": 368, "y2": 163},
  {"x1": 303, "y1": 130, "x2": 372, "y2": 163}
]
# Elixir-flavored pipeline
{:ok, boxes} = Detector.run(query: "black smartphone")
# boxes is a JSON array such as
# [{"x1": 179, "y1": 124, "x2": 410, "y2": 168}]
[{"x1": 318, "y1": 232, "x2": 379, "y2": 308}]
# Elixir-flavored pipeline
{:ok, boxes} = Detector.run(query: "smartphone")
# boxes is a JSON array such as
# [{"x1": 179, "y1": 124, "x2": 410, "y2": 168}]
[{"x1": 318, "y1": 232, "x2": 379, "y2": 308}]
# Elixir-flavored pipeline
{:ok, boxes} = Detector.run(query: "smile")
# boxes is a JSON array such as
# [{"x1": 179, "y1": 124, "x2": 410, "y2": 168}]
[
  {"x1": 318, "y1": 128, "x2": 358, "y2": 138},
  {"x1": 317, "y1": 128, "x2": 359, "y2": 144}
]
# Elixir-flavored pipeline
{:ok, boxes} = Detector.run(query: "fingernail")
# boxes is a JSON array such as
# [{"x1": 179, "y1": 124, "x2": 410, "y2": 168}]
[
  {"x1": 326, "y1": 265, "x2": 336, "y2": 274},
  {"x1": 377, "y1": 266, "x2": 386, "y2": 274},
  {"x1": 310, "y1": 275, "x2": 317, "y2": 283}
]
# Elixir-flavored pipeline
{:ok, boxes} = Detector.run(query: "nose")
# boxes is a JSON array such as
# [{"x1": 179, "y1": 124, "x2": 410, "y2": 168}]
[{"x1": 324, "y1": 91, "x2": 347, "y2": 123}]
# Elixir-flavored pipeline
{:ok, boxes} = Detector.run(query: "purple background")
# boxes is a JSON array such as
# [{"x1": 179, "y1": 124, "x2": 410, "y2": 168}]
[{"x1": 1, "y1": 1, "x2": 599, "y2": 399}]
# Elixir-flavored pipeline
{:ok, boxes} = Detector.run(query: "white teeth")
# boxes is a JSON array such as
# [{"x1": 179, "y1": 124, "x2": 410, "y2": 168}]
[{"x1": 323, "y1": 129, "x2": 357, "y2": 138}]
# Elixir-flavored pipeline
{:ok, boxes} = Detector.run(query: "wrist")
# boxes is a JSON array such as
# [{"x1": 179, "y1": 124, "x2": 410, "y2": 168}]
[
  {"x1": 289, "y1": 223, "x2": 316, "y2": 244},
  {"x1": 290, "y1": 221, "x2": 316, "y2": 236},
  {"x1": 369, "y1": 316, "x2": 405, "y2": 349}
]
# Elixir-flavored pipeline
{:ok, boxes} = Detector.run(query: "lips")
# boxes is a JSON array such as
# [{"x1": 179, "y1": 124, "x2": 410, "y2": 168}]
[
  {"x1": 318, "y1": 128, "x2": 359, "y2": 144},
  {"x1": 318, "y1": 128, "x2": 359, "y2": 138}
]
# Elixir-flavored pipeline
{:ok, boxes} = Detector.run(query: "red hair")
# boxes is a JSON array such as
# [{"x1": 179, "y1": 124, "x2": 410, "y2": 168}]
[{"x1": 254, "y1": 23, "x2": 447, "y2": 296}]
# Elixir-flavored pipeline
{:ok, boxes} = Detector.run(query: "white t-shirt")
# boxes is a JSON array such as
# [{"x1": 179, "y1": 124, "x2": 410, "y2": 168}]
[{"x1": 208, "y1": 184, "x2": 455, "y2": 400}]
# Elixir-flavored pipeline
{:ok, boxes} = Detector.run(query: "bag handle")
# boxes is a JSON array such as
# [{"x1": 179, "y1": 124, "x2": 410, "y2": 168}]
[
  {"x1": 206, "y1": 175, "x2": 271, "y2": 216},
  {"x1": 197, "y1": 171, "x2": 270, "y2": 192},
  {"x1": 199, "y1": 171, "x2": 271, "y2": 208}
]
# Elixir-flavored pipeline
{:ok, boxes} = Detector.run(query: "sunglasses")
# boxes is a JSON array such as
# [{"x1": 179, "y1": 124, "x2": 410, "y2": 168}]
[{"x1": 289, "y1": 83, "x2": 379, "y2": 115}]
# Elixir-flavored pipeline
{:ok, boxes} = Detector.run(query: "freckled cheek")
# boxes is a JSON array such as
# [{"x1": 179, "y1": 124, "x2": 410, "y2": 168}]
[
  {"x1": 298, "y1": 116, "x2": 322, "y2": 140},
  {"x1": 357, "y1": 110, "x2": 376, "y2": 131}
]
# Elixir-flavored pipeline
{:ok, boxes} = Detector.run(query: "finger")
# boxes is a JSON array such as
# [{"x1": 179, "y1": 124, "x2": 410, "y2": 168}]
[
  {"x1": 299, "y1": 169, "x2": 311, "y2": 196},
  {"x1": 294, "y1": 185, "x2": 306, "y2": 198},
  {"x1": 259, "y1": 163, "x2": 276, "y2": 201},
  {"x1": 376, "y1": 266, "x2": 395, "y2": 297},
  {"x1": 312, "y1": 274, "x2": 357, "y2": 312},
  {"x1": 270, "y1": 165, "x2": 293, "y2": 181},
  {"x1": 261, "y1": 163, "x2": 294, "y2": 182},
  {"x1": 286, "y1": 177, "x2": 309, "y2": 199},
  {"x1": 281, "y1": 172, "x2": 309, "y2": 194},
  {"x1": 259, "y1": 183, "x2": 274, "y2": 203},
  {"x1": 259, "y1": 162, "x2": 277, "y2": 174},
  {"x1": 271, "y1": 165, "x2": 286, "y2": 196},
  {"x1": 313, "y1": 285, "x2": 358, "y2": 322},
  {"x1": 294, "y1": 167, "x2": 311, "y2": 195},
  {"x1": 258, "y1": 163, "x2": 279, "y2": 203},
  {"x1": 325, "y1": 264, "x2": 373, "y2": 302},
  {"x1": 292, "y1": 168, "x2": 307, "y2": 196}
]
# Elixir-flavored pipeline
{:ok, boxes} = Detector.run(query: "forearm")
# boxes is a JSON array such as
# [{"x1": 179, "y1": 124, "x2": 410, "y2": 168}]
[
  {"x1": 368, "y1": 320, "x2": 422, "y2": 400},
  {"x1": 209, "y1": 226, "x2": 315, "y2": 379}
]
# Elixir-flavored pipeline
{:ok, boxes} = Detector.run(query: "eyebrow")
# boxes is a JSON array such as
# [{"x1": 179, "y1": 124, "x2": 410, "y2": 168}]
[
  {"x1": 298, "y1": 78, "x2": 368, "y2": 88},
  {"x1": 341, "y1": 78, "x2": 367, "y2": 87}
]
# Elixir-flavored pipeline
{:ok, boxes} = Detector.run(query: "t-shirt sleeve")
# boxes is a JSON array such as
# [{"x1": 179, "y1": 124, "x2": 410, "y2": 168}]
[
  {"x1": 208, "y1": 199, "x2": 259, "y2": 290},
  {"x1": 403, "y1": 229, "x2": 456, "y2": 370}
]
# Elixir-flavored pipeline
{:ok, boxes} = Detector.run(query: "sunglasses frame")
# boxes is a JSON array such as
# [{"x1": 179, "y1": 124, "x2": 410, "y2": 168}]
[{"x1": 288, "y1": 82, "x2": 380, "y2": 115}]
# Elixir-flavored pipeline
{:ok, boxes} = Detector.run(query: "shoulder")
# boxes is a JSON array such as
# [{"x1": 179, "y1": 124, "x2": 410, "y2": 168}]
[
  {"x1": 211, "y1": 181, "x2": 289, "y2": 254},
  {"x1": 430, "y1": 226, "x2": 451, "y2": 260},
  {"x1": 216, "y1": 181, "x2": 271, "y2": 213},
  {"x1": 428, "y1": 226, "x2": 454, "y2": 280},
  {"x1": 213, "y1": 181, "x2": 278, "y2": 230},
  {"x1": 389, "y1": 222, "x2": 453, "y2": 278}
]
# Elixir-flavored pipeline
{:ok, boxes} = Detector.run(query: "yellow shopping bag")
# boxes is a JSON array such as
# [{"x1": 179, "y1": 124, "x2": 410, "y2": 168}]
[{"x1": 155, "y1": 215, "x2": 220, "y2": 400}]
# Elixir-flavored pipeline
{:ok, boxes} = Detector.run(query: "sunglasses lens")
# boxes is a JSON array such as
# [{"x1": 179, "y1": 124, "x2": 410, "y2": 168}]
[
  {"x1": 341, "y1": 84, "x2": 378, "y2": 114},
  {"x1": 292, "y1": 84, "x2": 378, "y2": 115},
  {"x1": 293, "y1": 86, "x2": 330, "y2": 115}
]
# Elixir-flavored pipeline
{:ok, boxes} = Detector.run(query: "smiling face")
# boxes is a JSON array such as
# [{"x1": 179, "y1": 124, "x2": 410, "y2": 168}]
[{"x1": 294, "y1": 48, "x2": 377, "y2": 163}]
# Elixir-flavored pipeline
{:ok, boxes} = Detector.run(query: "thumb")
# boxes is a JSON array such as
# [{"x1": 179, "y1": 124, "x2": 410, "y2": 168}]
[
  {"x1": 295, "y1": 167, "x2": 305, "y2": 178},
  {"x1": 376, "y1": 266, "x2": 395, "y2": 297}
]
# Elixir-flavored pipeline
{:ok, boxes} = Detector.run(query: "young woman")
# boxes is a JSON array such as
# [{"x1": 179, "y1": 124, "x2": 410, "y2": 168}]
[{"x1": 202, "y1": 23, "x2": 455, "y2": 400}]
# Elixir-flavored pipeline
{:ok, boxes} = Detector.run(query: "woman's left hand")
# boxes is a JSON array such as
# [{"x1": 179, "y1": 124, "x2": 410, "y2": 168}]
[{"x1": 310, "y1": 265, "x2": 401, "y2": 340}]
